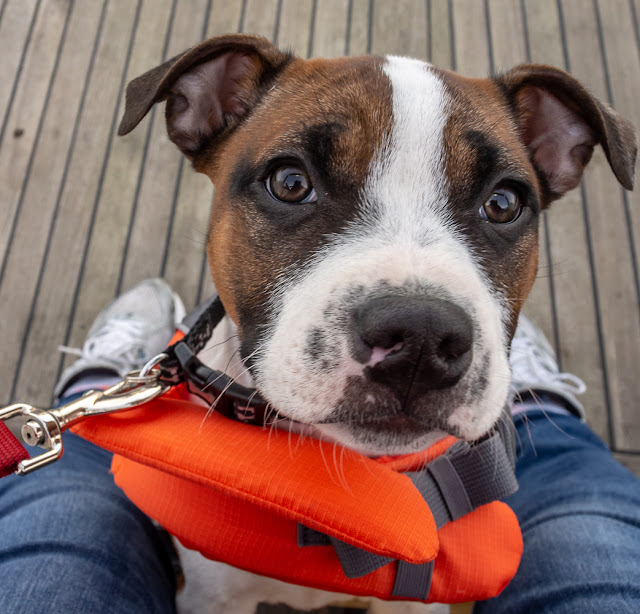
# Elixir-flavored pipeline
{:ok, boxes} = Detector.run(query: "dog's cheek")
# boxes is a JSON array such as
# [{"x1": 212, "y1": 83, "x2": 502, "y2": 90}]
[
  {"x1": 490, "y1": 229, "x2": 539, "y2": 340},
  {"x1": 207, "y1": 210, "x2": 242, "y2": 327}
]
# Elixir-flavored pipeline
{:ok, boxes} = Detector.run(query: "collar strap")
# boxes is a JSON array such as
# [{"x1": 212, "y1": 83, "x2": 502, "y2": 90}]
[{"x1": 158, "y1": 296, "x2": 268, "y2": 425}]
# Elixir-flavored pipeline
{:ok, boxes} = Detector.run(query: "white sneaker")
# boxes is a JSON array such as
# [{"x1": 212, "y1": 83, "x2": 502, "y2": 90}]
[
  {"x1": 54, "y1": 279, "x2": 185, "y2": 401},
  {"x1": 509, "y1": 315, "x2": 587, "y2": 419}
]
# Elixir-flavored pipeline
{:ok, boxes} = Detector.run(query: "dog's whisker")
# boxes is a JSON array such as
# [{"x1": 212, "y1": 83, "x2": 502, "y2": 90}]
[
  {"x1": 317, "y1": 439, "x2": 342, "y2": 487},
  {"x1": 331, "y1": 441, "x2": 349, "y2": 492},
  {"x1": 186, "y1": 237, "x2": 207, "y2": 247},
  {"x1": 200, "y1": 358, "x2": 261, "y2": 429},
  {"x1": 200, "y1": 333, "x2": 239, "y2": 354}
]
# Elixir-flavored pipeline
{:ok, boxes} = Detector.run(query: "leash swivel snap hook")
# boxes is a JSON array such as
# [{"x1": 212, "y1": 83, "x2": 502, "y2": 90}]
[{"x1": 0, "y1": 370, "x2": 170, "y2": 476}]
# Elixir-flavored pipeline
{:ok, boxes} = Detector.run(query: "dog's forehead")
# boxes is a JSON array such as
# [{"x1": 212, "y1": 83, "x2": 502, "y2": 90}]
[{"x1": 218, "y1": 55, "x2": 529, "y2": 198}]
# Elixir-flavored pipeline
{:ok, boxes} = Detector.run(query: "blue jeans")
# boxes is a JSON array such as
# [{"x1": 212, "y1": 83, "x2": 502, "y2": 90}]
[
  {"x1": 475, "y1": 409, "x2": 640, "y2": 613},
  {"x1": 1, "y1": 406, "x2": 639, "y2": 613}
]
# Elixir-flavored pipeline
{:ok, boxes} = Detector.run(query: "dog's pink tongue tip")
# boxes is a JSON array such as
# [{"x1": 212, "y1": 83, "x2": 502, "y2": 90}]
[{"x1": 367, "y1": 342, "x2": 403, "y2": 367}]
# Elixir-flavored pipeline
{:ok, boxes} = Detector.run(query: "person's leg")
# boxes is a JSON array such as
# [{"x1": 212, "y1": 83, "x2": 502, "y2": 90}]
[
  {"x1": 0, "y1": 279, "x2": 185, "y2": 614},
  {"x1": 474, "y1": 407, "x2": 640, "y2": 614},
  {"x1": 0, "y1": 430, "x2": 179, "y2": 614},
  {"x1": 475, "y1": 317, "x2": 640, "y2": 613}
]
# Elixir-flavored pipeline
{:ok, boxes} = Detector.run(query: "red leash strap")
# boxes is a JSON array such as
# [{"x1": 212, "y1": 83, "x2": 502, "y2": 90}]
[{"x1": 0, "y1": 420, "x2": 29, "y2": 477}]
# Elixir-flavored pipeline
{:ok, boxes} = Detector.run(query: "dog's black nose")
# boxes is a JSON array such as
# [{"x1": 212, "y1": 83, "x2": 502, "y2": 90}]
[{"x1": 352, "y1": 296, "x2": 474, "y2": 396}]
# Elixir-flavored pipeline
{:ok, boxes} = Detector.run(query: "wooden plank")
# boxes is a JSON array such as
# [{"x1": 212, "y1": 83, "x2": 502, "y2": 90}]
[
  {"x1": 62, "y1": 0, "x2": 175, "y2": 368},
  {"x1": 0, "y1": 0, "x2": 69, "y2": 273},
  {"x1": 0, "y1": 0, "x2": 38, "y2": 144},
  {"x1": 242, "y1": 0, "x2": 280, "y2": 39},
  {"x1": 0, "y1": 0, "x2": 105, "y2": 405},
  {"x1": 312, "y1": 0, "x2": 349, "y2": 57},
  {"x1": 198, "y1": 255, "x2": 217, "y2": 304},
  {"x1": 519, "y1": 0, "x2": 609, "y2": 440},
  {"x1": 450, "y1": 0, "x2": 490, "y2": 76},
  {"x1": 208, "y1": 0, "x2": 243, "y2": 36},
  {"x1": 370, "y1": 0, "x2": 428, "y2": 59},
  {"x1": 597, "y1": 0, "x2": 640, "y2": 319},
  {"x1": 13, "y1": 0, "x2": 141, "y2": 405},
  {"x1": 276, "y1": 0, "x2": 313, "y2": 56},
  {"x1": 562, "y1": 0, "x2": 640, "y2": 451},
  {"x1": 487, "y1": 0, "x2": 526, "y2": 72},
  {"x1": 119, "y1": 0, "x2": 211, "y2": 294},
  {"x1": 163, "y1": 1, "x2": 244, "y2": 311},
  {"x1": 347, "y1": 0, "x2": 370, "y2": 56},
  {"x1": 163, "y1": 170, "x2": 214, "y2": 311},
  {"x1": 635, "y1": 0, "x2": 640, "y2": 51},
  {"x1": 430, "y1": 0, "x2": 453, "y2": 69},
  {"x1": 522, "y1": 0, "x2": 564, "y2": 65}
]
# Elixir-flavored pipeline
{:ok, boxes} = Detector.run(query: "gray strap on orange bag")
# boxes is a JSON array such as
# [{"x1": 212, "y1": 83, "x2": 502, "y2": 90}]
[{"x1": 298, "y1": 410, "x2": 518, "y2": 600}]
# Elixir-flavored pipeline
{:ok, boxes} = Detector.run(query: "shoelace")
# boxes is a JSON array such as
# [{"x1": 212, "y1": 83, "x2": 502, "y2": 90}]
[
  {"x1": 58, "y1": 315, "x2": 149, "y2": 373},
  {"x1": 509, "y1": 333, "x2": 586, "y2": 397}
]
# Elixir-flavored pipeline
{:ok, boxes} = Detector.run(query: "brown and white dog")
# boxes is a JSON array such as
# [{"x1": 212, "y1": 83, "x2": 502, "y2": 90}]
[{"x1": 119, "y1": 34, "x2": 636, "y2": 613}]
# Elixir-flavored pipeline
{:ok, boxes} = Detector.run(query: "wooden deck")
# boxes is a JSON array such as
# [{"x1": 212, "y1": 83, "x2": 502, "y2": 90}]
[{"x1": 1, "y1": 0, "x2": 639, "y2": 481}]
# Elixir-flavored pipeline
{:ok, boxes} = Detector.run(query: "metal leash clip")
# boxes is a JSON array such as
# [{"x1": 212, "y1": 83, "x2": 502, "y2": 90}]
[{"x1": 0, "y1": 356, "x2": 170, "y2": 475}]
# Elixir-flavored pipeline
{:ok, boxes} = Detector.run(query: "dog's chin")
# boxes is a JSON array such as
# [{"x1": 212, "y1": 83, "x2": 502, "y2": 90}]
[{"x1": 308, "y1": 420, "x2": 451, "y2": 457}]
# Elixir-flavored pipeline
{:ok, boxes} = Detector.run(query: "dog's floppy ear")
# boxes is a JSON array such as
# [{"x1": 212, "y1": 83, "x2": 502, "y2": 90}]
[
  {"x1": 496, "y1": 64, "x2": 636, "y2": 200},
  {"x1": 118, "y1": 34, "x2": 293, "y2": 157}
]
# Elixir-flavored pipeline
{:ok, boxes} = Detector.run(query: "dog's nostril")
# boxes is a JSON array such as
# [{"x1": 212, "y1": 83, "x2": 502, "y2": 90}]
[
  {"x1": 437, "y1": 334, "x2": 470, "y2": 362},
  {"x1": 368, "y1": 341, "x2": 404, "y2": 367}
]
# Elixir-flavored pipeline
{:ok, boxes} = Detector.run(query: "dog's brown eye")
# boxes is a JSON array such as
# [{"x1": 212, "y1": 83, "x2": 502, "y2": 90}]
[
  {"x1": 267, "y1": 165, "x2": 317, "y2": 204},
  {"x1": 480, "y1": 188, "x2": 521, "y2": 223}
]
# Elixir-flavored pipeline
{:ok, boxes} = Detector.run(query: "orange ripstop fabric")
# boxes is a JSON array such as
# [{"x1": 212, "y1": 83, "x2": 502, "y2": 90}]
[{"x1": 73, "y1": 386, "x2": 522, "y2": 603}]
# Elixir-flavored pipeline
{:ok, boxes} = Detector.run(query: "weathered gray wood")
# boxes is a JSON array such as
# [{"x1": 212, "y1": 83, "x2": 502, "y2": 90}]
[
  {"x1": 276, "y1": 0, "x2": 314, "y2": 56},
  {"x1": 522, "y1": 0, "x2": 610, "y2": 440},
  {"x1": 242, "y1": 0, "x2": 280, "y2": 38},
  {"x1": 312, "y1": 0, "x2": 349, "y2": 57},
  {"x1": 487, "y1": 0, "x2": 526, "y2": 72},
  {"x1": 0, "y1": 0, "x2": 105, "y2": 405},
  {"x1": 347, "y1": 0, "x2": 370, "y2": 56},
  {"x1": 14, "y1": 0, "x2": 142, "y2": 405},
  {"x1": 451, "y1": 0, "x2": 490, "y2": 76},
  {"x1": 370, "y1": 0, "x2": 428, "y2": 59},
  {"x1": 0, "y1": 0, "x2": 38, "y2": 146},
  {"x1": 596, "y1": 0, "x2": 640, "y2": 320},
  {"x1": 430, "y1": 0, "x2": 453, "y2": 69},
  {"x1": 562, "y1": 0, "x2": 640, "y2": 452},
  {"x1": 62, "y1": 0, "x2": 175, "y2": 369},
  {"x1": 208, "y1": 0, "x2": 243, "y2": 36},
  {"x1": 0, "y1": 0, "x2": 69, "y2": 271}
]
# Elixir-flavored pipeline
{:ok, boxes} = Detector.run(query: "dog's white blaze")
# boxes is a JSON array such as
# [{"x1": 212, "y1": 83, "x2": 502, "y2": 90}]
[
  {"x1": 365, "y1": 56, "x2": 451, "y2": 241},
  {"x1": 255, "y1": 57, "x2": 510, "y2": 453}
]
